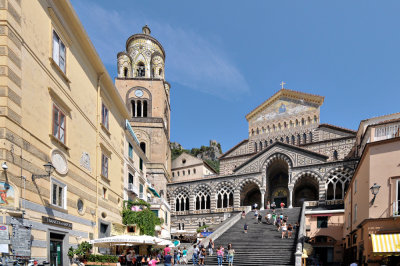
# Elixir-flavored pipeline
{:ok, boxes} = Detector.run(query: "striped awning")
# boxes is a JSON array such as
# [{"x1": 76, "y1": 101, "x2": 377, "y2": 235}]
[{"x1": 371, "y1": 234, "x2": 400, "y2": 255}]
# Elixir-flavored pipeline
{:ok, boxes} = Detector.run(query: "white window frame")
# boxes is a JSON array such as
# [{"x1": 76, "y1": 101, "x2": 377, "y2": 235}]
[
  {"x1": 52, "y1": 30, "x2": 66, "y2": 73},
  {"x1": 101, "y1": 153, "x2": 109, "y2": 178},
  {"x1": 51, "y1": 178, "x2": 67, "y2": 209},
  {"x1": 101, "y1": 103, "x2": 109, "y2": 130}
]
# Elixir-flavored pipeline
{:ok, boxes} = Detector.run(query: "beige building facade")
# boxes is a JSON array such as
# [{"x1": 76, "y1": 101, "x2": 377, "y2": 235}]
[
  {"x1": 342, "y1": 116, "x2": 400, "y2": 265},
  {"x1": 0, "y1": 0, "x2": 170, "y2": 264},
  {"x1": 171, "y1": 153, "x2": 217, "y2": 182}
]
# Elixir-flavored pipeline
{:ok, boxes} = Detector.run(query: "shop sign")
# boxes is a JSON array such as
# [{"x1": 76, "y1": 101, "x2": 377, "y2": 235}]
[
  {"x1": 42, "y1": 216, "x2": 72, "y2": 229},
  {"x1": 200, "y1": 232, "x2": 213, "y2": 237}
]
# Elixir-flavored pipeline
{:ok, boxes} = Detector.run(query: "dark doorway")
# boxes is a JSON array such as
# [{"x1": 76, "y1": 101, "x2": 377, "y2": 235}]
[
  {"x1": 50, "y1": 233, "x2": 64, "y2": 266},
  {"x1": 241, "y1": 182, "x2": 261, "y2": 207},
  {"x1": 293, "y1": 175, "x2": 319, "y2": 207},
  {"x1": 266, "y1": 158, "x2": 289, "y2": 205}
]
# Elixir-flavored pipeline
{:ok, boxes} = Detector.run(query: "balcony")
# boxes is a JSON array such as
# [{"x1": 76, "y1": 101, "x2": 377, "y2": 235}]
[
  {"x1": 139, "y1": 193, "x2": 146, "y2": 201},
  {"x1": 149, "y1": 197, "x2": 171, "y2": 211},
  {"x1": 127, "y1": 183, "x2": 139, "y2": 195}
]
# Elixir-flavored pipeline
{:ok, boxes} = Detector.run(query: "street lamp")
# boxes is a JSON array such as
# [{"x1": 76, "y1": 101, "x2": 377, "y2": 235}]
[
  {"x1": 370, "y1": 183, "x2": 381, "y2": 205},
  {"x1": 32, "y1": 162, "x2": 55, "y2": 180}
]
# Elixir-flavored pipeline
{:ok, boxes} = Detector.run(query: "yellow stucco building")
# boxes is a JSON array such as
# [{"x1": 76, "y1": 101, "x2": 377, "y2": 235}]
[{"x1": 0, "y1": 0, "x2": 169, "y2": 265}]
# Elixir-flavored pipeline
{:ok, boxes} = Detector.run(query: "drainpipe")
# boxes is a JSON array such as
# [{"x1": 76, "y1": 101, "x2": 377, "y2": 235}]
[{"x1": 95, "y1": 72, "x2": 104, "y2": 250}]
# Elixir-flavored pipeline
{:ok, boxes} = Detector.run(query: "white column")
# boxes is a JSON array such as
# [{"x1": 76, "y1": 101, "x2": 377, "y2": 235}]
[
  {"x1": 141, "y1": 101, "x2": 144, "y2": 117},
  {"x1": 289, "y1": 187, "x2": 293, "y2": 208},
  {"x1": 260, "y1": 190, "x2": 265, "y2": 210}
]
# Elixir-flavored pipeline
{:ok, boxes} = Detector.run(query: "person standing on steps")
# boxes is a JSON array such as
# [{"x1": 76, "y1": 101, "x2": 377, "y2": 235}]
[
  {"x1": 272, "y1": 212, "x2": 277, "y2": 225},
  {"x1": 267, "y1": 200, "x2": 270, "y2": 210},
  {"x1": 181, "y1": 247, "x2": 188, "y2": 264},
  {"x1": 226, "y1": 243, "x2": 232, "y2": 262},
  {"x1": 217, "y1": 246, "x2": 224, "y2": 266},
  {"x1": 281, "y1": 222, "x2": 287, "y2": 239},
  {"x1": 266, "y1": 211, "x2": 272, "y2": 224},
  {"x1": 227, "y1": 244, "x2": 235, "y2": 266},
  {"x1": 271, "y1": 201, "x2": 276, "y2": 211},
  {"x1": 254, "y1": 202, "x2": 258, "y2": 210},
  {"x1": 192, "y1": 244, "x2": 199, "y2": 265},
  {"x1": 257, "y1": 212, "x2": 262, "y2": 223},
  {"x1": 244, "y1": 223, "x2": 248, "y2": 233},
  {"x1": 207, "y1": 238, "x2": 214, "y2": 256},
  {"x1": 241, "y1": 210, "x2": 246, "y2": 219},
  {"x1": 280, "y1": 201, "x2": 285, "y2": 210},
  {"x1": 254, "y1": 208, "x2": 259, "y2": 219},
  {"x1": 198, "y1": 247, "x2": 206, "y2": 265},
  {"x1": 287, "y1": 223, "x2": 293, "y2": 239}
]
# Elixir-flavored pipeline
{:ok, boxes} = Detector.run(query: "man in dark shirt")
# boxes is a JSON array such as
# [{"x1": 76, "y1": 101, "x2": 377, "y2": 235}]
[{"x1": 164, "y1": 251, "x2": 173, "y2": 266}]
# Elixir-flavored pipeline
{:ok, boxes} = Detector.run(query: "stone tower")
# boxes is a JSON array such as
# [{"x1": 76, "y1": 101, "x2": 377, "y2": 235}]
[{"x1": 115, "y1": 25, "x2": 171, "y2": 195}]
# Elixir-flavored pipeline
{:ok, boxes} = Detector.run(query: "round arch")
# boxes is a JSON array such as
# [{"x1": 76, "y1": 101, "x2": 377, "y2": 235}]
[
  {"x1": 292, "y1": 172, "x2": 321, "y2": 207},
  {"x1": 237, "y1": 178, "x2": 261, "y2": 207}
]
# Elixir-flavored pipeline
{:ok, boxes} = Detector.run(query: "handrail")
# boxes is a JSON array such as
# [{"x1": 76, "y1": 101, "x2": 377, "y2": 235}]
[
  {"x1": 186, "y1": 206, "x2": 251, "y2": 260},
  {"x1": 295, "y1": 202, "x2": 306, "y2": 266}
]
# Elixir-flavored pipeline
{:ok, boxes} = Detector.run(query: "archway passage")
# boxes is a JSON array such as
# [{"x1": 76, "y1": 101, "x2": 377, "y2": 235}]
[
  {"x1": 293, "y1": 175, "x2": 319, "y2": 207},
  {"x1": 240, "y1": 182, "x2": 261, "y2": 207},
  {"x1": 266, "y1": 158, "x2": 289, "y2": 207}
]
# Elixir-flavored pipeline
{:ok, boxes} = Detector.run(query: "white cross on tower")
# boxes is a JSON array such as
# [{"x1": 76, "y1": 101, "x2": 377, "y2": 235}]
[{"x1": 280, "y1": 81, "x2": 286, "y2": 89}]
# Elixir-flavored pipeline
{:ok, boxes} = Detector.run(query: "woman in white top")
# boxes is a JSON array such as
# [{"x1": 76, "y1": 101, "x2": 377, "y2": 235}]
[{"x1": 281, "y1": 222, "x2": 287, "y2": 239}]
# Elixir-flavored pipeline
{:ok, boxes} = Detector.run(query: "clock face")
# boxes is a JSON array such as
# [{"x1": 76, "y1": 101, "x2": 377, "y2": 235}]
[{"x1": 135, "y1": 89, "x2": 144, "y2": 97}]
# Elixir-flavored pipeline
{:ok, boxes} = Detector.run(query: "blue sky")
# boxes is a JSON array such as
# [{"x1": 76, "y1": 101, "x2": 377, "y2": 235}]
[{"x1": 71, "y1": 0, "x2": 400, "y2": 152}]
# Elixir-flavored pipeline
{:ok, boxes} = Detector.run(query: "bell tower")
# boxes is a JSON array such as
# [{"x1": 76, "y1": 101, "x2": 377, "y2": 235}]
[{"x1": 115, "y1": 25, "x2": 171, "y2": 194}]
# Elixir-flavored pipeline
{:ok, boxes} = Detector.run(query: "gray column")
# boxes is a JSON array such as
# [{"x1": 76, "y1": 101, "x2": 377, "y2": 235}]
[
  {"x1": 234, "y1": 189, "x2": 241, "y2": 209},
  {"x1": 189, "y1": 194, "x2": 195, "y2": 213}
]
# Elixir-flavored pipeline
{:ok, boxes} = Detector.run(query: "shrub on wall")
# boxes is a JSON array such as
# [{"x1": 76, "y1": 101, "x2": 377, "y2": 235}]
[{"x1": 122, "y1": 200, "x2": 163, "y2": 236}]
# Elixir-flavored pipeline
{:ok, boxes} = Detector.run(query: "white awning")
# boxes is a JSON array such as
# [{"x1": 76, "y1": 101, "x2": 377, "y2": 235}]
[{"x1": 90, "y1": 235, "x2": 165, "y2": 246}]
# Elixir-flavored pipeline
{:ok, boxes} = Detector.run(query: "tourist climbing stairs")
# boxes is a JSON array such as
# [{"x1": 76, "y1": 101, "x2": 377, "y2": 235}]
[{"x1": 198, "y1": 207, "x2": 301, "y2": 266}]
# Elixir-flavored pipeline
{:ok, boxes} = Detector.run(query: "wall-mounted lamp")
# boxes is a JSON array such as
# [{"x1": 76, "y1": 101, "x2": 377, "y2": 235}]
[
  {"x1": 2, "y1": 162, "x2": 7, "y2": 171},
  {"x1": 32, "y1": 162, "x2": 55, "y2": 180},
  {"x1": 370, "y1": 183, "x2": 381, "y2": 205}
]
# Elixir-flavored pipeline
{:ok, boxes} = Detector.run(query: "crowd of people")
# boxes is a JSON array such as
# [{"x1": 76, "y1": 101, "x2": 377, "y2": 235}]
[
  {"x1": 247, "y1": 201, "x2": 300, "y2": 239},
  {"x1": 192, "y1": 240, "x2": 235, "y2": 266}
]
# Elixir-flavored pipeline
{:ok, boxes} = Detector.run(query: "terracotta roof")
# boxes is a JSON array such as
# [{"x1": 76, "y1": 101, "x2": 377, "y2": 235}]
[
  {"x1": 370, "y1": 117, "x2": 400, "y2": 127},
  {"x1": 318, "y1": 124, "x2": 356, "y2": 134},
  {"x1": 233, "y1": 141, "x2": 328, "y2": 172},
  {"x1": 219, "y1": 139, "x2": 248, "y2": 159},
  {"x1": 245, "y1": 89, "x2": 325, "y2": 121}
]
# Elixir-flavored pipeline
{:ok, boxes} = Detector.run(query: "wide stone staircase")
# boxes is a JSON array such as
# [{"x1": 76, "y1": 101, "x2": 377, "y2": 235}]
[{"x1": 200, "y1": 207, "x2": 301, "y2": 266}]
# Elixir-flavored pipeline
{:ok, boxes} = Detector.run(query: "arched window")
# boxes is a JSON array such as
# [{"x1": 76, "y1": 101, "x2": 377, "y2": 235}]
[
  {"x1": 286, "y1": 136, "x2": 290, "y2": 143},
  {"x1": 303, "y1": 133, "x2": 307, "y2": 144},
  {"x1": 280, "y1": 137, "x2": 284, "y2": 142},
  {"x1": 256, "y1": 128, "x2": 259, "y2": 135},
  {"x1": 267, "y1": 126, "x2": 270, "y2": 132},
  {"x1": 296, "y1": 119, "x2": 299, "y2": 126},
  {"x1": 264, "y1": 140, "x2": 268, "y2": 148},
  {"x1": 123, "y1": 68, "x2": 128, "y2": 78},
  {"x1": 284, "y1": 122, "x2": 287, "y2": 128},
  {"x1": 297, "y1": 134, "x2": 301, "y2": 144},
  {"x1": 254, "y1": 142, "x2": 258, "y2": 152},
  {"x1": 301, "y1": 118, "x2": 305, "y2": 126},
  {"x1": 175, "y1": 189, "x2": 189, "y2": 212},
  {"x1": 278, "y1": 123, "x2": 282, "y2": 131},
  {"x1": 273, "y1": 124, "x2": 276, "y2": 131},
  {"x1": 326, "y1": 168, "x2": 353, "y2": 200},
  {"x1": 333, "y1": 150, "x2": 338, "y2": 160},
  {"x1": 291, "y1": 135, "x2": 295, "y2": 145},
  {"x1": 194, "y1": 185, "x2": 211, "y2": 210},
  {"x1": 270, "y1": 139, "x2": 273, "y2": 144},
  {"x1": 140, "y1": 142, "x2": 146, "y2": 153},
  {"x1": 309, "y1": 132, "x2": 313, "y2": 143},
  {"x1": 314, "y1": 115, "x2": 318, "y2": 123},
  {"x1": 137, "y1": 62, "x2": 145, "y2": 77},
  {"x1": 159, "y1": 68, "x2": 163, "y2": 76},
  {"x1": 308, "y1": 117, "x2": 311, "y2": 124},
  {"x1": 259, "y1": 141, "x2": 263, "y2": 150},
  {"x1": 290, "y1": 121, "x2": 293, "y2": 127},
  {"x1": 143, "y1": 101, "x2": 148, "y2": 117},
  {"x1": 216, "y1": 183, "x2": 234, "y2": 208}
]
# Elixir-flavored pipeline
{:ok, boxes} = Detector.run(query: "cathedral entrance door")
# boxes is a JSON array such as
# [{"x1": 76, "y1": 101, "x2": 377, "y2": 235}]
[
  {"x1": 273, "y1": 197, "x2": 287, "y2": 207},
  {"x1": 266, "y1": 157, "x2": 290, "y2": 207},
  {"x1": 271, "y1": 188, "x2": 288, "y2": 207}
]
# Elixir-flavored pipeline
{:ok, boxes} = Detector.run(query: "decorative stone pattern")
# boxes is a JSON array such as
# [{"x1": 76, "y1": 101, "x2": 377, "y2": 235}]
[{"x1": 168, "y1": 90, "x2": 359, "y2": 230}]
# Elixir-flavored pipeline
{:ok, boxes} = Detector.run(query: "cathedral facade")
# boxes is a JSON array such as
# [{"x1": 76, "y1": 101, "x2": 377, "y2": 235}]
[{"x1": 168, "y1": 89, "x2": 358, "y2": 232}]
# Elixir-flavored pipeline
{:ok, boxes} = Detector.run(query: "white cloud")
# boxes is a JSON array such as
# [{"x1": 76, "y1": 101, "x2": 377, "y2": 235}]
[{"x1": 72, "y1": 1, "x2": 250, "y2": 99}]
